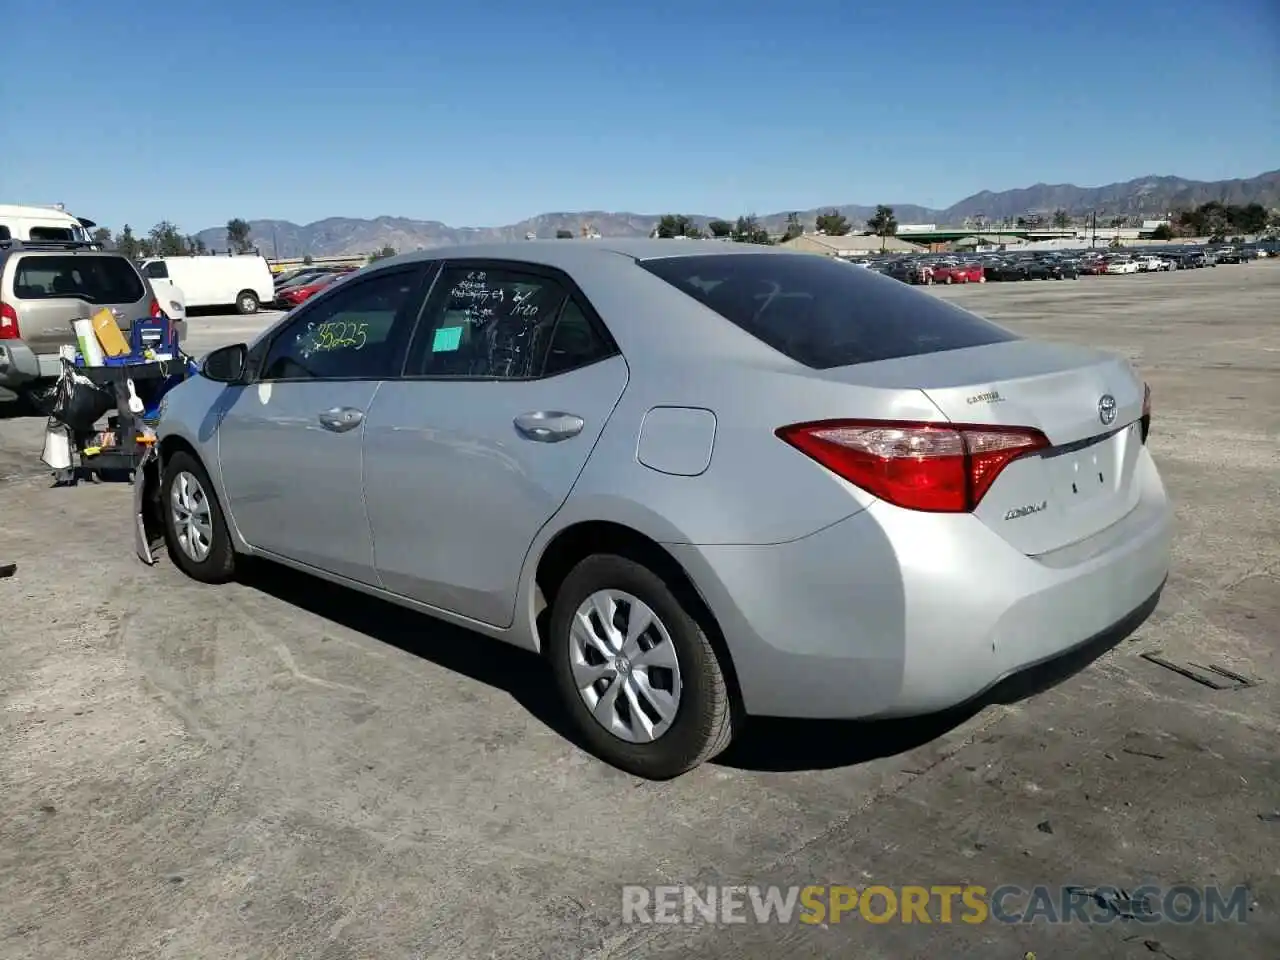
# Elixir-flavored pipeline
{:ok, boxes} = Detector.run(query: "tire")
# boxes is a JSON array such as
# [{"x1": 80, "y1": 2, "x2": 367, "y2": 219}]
[
  {"x1": 161, "y1": 450, "x2": 236, "y2": 583},
  {"x1": 236, "y1": 289, "x2": 260, "y2": 314},
  {"x1": 943, "y1": 274, "x2": 953, "y2": 284},
  {"x1": 547, "y1": 554, "x2": 735, "y2": 779}
]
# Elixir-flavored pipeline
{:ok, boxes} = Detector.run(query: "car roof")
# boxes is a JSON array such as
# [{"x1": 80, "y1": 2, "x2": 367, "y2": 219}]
[{"x1": 377, "y1": 238, "x2": 789, "y2": 273}]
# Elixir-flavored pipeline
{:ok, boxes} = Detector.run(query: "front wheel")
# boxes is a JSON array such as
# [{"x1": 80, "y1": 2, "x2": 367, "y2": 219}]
[
  {"x1": 236, "y1": 290, "x2": 260, "y2": 315},
  {"x1": 162, "y1": 451, "x2": 237, "y2": 583},
  {"x1": 547, "y1": 554, "x2": 735, "y2": 779}
]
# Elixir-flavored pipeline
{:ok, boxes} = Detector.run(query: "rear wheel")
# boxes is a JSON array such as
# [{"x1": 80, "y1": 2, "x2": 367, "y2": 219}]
[
  {"x1": 161, "y1": 451, "x2": 236, "y2": 583},
  {"x1": 547, "y1": 554, "x2": 735, "y2": 779},
  {"x1": 236, "y1": 290, "x2": 260, "y2": 314}
]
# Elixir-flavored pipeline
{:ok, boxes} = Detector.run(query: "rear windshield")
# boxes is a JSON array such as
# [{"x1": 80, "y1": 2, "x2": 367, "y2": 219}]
[
  {"x1": 639, "y1": 253, "x2": 1018, "y2": 369},
  {"x1": 13, "y1": 255, "x2": 146, "y2": 305}
]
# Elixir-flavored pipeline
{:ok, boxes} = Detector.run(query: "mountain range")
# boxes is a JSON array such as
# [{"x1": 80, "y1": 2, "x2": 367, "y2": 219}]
[{"x1": 196, "y1": 169, "x2": 1280, "y2": 257}]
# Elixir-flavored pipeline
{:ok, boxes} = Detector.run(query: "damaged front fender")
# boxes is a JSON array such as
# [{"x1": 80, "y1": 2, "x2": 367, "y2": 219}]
[{"x1": 134, "y1": 445, "x2": 164, "y2": 565}]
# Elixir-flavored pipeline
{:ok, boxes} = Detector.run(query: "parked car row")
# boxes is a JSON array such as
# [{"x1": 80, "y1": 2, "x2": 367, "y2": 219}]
[{"x1": 855, "y1": 243, "x2": 1260, "y2": 287}]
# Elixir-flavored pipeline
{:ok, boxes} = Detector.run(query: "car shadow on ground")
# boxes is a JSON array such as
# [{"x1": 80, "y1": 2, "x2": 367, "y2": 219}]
[{"x1": 240, "y1": 559, "x2": 1145, "y2": 776}]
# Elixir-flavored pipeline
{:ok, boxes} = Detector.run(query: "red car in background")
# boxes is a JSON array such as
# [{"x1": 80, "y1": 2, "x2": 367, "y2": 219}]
[
  {"x1": 930, "y1": 261, "x2": 985, "y2": 284},
  {"x1": 277, "y1": 272, "x2": 343, "y2": 308}
]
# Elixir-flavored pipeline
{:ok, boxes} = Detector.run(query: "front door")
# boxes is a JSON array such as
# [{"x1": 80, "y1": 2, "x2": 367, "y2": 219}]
[
  {"x1": 363, "y1": 262, "x2": 627, "y2": 626},
  {"x1": 216, "y1": 264, "x2": 427, "y2": 584}
]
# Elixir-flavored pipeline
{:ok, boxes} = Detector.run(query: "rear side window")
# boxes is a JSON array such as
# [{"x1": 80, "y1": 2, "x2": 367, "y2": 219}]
[
  {"x1": 29, "y1": 226, "x2": 76, "y2": 242},
  {"x1": 13, "y1": 255, "x2": 146, "y2": 304},
  {"x1": 639, "y1": 253, "x2": 1019, "y2": 369}
]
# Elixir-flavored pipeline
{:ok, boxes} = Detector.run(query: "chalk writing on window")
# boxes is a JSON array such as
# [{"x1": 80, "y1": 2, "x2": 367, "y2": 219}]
[{"x1": 297, "y1": 319, "x2": 369, "y2": 357}]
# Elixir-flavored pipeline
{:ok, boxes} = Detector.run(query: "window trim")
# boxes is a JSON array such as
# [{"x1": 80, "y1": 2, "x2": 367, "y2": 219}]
[
  {"x1": 253, "y1": 263, "x2": 434, "y2": 384},
  {"x1": 399, "y1": 258, "x2": 620, "y2": 383}
]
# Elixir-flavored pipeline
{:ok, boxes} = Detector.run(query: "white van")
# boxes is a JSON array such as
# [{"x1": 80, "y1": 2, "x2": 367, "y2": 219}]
[
  {"x1": 139, "y1": 255, "x2": 274, "y2": 314},
  {"x1": 0, "y1": 204, "x2": 97, "y2": 244}
]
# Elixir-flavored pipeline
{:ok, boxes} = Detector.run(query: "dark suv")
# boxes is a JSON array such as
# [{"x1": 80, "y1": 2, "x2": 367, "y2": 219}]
[{"x1": 0, "y1": 240, "x2": 186, "y2": 403}]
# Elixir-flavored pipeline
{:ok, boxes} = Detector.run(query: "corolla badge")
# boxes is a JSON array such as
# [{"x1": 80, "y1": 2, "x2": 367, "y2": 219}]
[
  {"x1": 1098, "y1": 394, "x2": 1117, "y2": 426},
  {"x1": 1004, "y1": 500, "x2": 1048, "y2": 521}
]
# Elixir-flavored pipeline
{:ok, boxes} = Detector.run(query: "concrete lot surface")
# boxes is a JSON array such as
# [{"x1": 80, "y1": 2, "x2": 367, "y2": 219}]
[{"x1": 1, "y1": 266, "x2": 1277, "y2": 959}]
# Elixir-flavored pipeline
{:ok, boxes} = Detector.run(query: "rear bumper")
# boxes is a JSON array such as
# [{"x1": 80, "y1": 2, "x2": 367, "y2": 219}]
[
  {"x1": 0, "y1": 341, "x2": 60, "y2": 388},
  {"x1": 670, "y1": 449, "x2": 1173, "y2": 720}
]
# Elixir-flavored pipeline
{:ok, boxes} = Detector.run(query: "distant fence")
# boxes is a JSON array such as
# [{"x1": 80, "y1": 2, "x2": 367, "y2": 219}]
[{"x1": 267, "y1": 254, "x2": 369, "y2": 273}]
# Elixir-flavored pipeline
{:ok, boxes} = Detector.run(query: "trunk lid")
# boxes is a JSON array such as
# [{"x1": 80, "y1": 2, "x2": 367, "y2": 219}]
[{"x1": 820, "y1": 340, "x2": 1147, "y2": 556}]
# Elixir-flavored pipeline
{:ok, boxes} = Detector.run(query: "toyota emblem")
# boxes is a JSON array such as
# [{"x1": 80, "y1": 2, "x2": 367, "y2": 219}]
[{"x1": 1098, "y1": 394, "x2": 1117, "y2": 426}]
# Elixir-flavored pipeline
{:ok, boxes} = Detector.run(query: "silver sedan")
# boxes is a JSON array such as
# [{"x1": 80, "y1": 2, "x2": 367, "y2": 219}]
[{"x1": 139, "y1": 239, "x2": 1172, "y2": 779}]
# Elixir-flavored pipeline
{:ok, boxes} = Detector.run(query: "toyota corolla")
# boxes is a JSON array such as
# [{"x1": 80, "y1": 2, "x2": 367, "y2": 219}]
[{"x1": 136, "y1": 240, "x2": 1171, "y2": 779}]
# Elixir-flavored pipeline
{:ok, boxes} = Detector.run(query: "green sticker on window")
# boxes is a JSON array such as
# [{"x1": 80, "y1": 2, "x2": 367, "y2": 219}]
[{"x1": 432, "y1": 325, "x2": 463, "y2": 351}]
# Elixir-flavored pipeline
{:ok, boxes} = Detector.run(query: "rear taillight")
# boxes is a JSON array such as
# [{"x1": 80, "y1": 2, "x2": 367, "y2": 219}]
[
  {"x1": 0, "y1": 302, "x2": 19, "y2": 340},
  {"x1": 776, "y1": 419, "x2": 1050, "y2": 513},
  {"x1": 149, "y1": 298, "x2": 162, "y2": 318},
  {"x1": 1140, "y1": 382, "x2": 1151, "y2": 443}
]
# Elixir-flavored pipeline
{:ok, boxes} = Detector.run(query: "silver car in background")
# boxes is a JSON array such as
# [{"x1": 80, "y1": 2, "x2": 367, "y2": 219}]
[{"x1": 142, "y1": 239, "x2": 1172, "y2": 779}]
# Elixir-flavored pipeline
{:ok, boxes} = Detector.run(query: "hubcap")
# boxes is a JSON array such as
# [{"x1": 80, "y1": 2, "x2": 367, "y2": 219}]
[
  {"x1": 569, "y1": 589, "x2": 683, "y2": 744},
  {"x1": 169, "y1": 470, "x2": 213, "y2": 562}
]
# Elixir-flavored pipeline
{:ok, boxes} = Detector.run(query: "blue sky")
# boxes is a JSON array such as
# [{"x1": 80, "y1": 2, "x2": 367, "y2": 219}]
[{"x1": 5, "y1": 0, "x2": 1276, "y2": 234}]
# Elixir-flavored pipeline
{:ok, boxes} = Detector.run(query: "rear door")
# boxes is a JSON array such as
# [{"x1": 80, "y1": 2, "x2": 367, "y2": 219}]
[
  {"x1": 10, "y1": 253, "x2": 149, "y2": 353},
  {"x1": 363, "y1": 261, "x2": 627, "y2": 627}
]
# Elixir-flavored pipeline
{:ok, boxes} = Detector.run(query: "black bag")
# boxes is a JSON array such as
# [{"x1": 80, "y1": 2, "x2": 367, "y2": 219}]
[{"x1": 48, "y1": 363, "x2": 116, "y2": 432}]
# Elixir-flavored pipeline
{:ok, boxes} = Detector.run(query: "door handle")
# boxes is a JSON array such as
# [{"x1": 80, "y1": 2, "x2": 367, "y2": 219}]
[
  {"x1": 513, "y1": 411, "x2": 584, "y2": 443},
  {"x1": 318, "y1": 407, "x2": 365, "y2": 433}
]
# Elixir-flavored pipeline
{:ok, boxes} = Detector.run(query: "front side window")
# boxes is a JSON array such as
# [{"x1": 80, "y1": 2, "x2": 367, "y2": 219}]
[
  {"x1": 13, "y1": 255, "x2": 146, "y2": 304},
  {"x1": 259, "y1": 268, "x2": 420, "y2": 381},
  {"x1": 406, "y1": 266, "x2": 575, "y2": 378}
]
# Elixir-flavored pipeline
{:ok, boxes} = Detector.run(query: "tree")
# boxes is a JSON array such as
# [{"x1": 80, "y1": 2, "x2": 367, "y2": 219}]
[
  {"x1": 1265, "y1": 211, "x2": 1280, "y2": 239},
  {"x1": 226, "y1": 218, "x2": 253, "y2": 254},
  {"x1": 303, "y1": 254, "x2": 314, "y2": 265},
  {"x1": 731, "y1": 214, "x2": 771, "y2": 245},
  {"x1": 369, "y1": 244, "x2": 397, "y2": 262},
  {"x1": 114, "y1": 224, "x2": 140, "y2": 260},
  {"x1": 707, "y1": 219, "x2": 733, "y2": 238},
  {"x1": 90, "y1": 226, "x2": 112, "y2": 248},
  {"x1": 780, "y1": 212, "x2": 803, "y2": 243},
  {"x1": 1237, "y1": 202, "x2": 1268, "y2": 235},
  {"x1": 866, "y1": 205, "x2": 898, "y2": 253},
  {"x1": 148, "y1": 221, "x2": 188, "y2": 257},
  {"x1": 1051, "y1": 209, "x2": 1071, "y2": 229},
  {"x1": 655, "y1": 214, "x2": 703, "y2": 239},
  {"x1": 1150, "y1": 223, "x2": 1174, "y2": 241},
  {"x1": 813, "y1": 209, "x2": 850, "y2": 236},
  {"x1": 553, "y1": 229, "x2": 573, "y2": 239}
]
